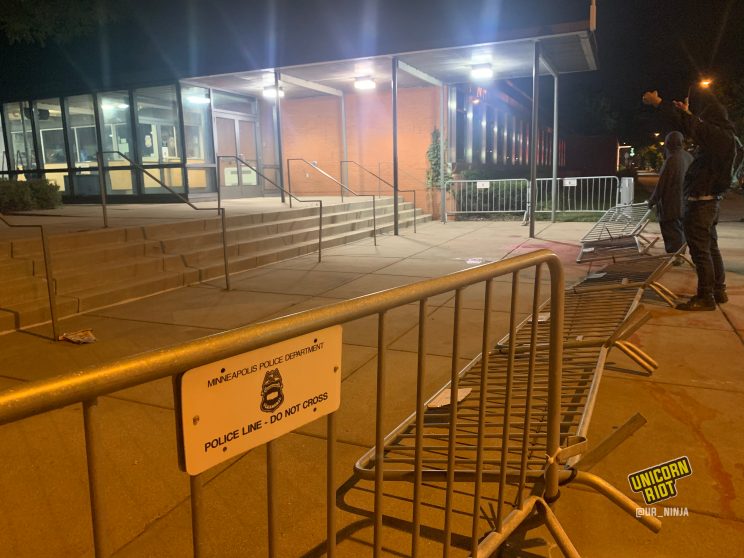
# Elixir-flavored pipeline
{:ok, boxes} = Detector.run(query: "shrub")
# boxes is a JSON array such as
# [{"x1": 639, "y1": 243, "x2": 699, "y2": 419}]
[
  {"x1": 0, "y1": 179, "x2": 61, "y2": 212},
  {"x1": 27, "y1": 179, "x2": 62, "y2": 209},
  {"x1": 0, "y1": 180, "x2": 33, "y2": 212}
]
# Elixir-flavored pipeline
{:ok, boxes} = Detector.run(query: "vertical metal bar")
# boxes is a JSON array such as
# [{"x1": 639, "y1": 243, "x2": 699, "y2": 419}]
[
  {"x1": 273, "y1": 70, "x2": 286, "y2": 202},
  {"x1": 95, "y1": 152, "x2": 109, "y2": 228},
  {"x1": 340, "y1": 95, "x2": 348, "y2": 191},
  {"x1": 373, "y1": 311, "x2": 387, "y2": 557},
  {"x1": 286, "y1": 161, "x2": 293, "y2": 208},
  {"x1": 413, "y1": 190, "x2": 417, "y2": 233},
  {"x1": 372, "y1": 197, "x2": 377, "y2": 246},
  {"x1": 545, "y1": 257, "x2": 565, "y2": 502},
  {"x1": 28, "y1": 101, "x2": 42, "y2": 174},
  {"x1": 267, "y1": 440, "x2": 278, "y2": 558},
  {"x1": 190, "y1": 474, "x2": 206, "y2": 558},
  {"x1": 83, "y1": 398, "x2": 105, "y2": 558},
  {"x1": 440, "y1": 84, "x2": 447, "y2": 224},
  {"x1": 127, "y1": 89, "x2": 143, "y2": 196},
  {"x1": 529, "y1": 41, "x2": 541, "y2": 238},
  {"x1": 318, "y1": 202, "x2": 323, "y2": 262},
  {"x1": 411, "y1": 298, "x2": 428, "y2": 558},
  {"x1": 59, "y1": 96, "x2": 74, "y2": 197},
  {"x1": 220, "y1": 208, "x2": 231, "y2": 290},
  {"x1": 39, "y1": 226, "x2": 59, "y2": 340},
  {"x1": 442, "y1": 289, "x2": 462, "y2": 558},
  {"x1": 216, "y1": 156, "x2": 223, "y2": 210},
  {"x1": 471, "y1": 279, "x2": 492, "y2": 556},
  {"x1": 392, "y1": 57, "x2": 400, "y2": 236},
  {"x1": 496, "y1": 272, "x2": 520, "y2": 530},
  {"x1": 551, "y1": 75, "x2": 558, "y2": 223},
  {"x1": 327, "y1": 413, "x2": 337, "y2": 558},
  {"x1": 517, "y1": 264, "x2": 542, "y2": 507}
]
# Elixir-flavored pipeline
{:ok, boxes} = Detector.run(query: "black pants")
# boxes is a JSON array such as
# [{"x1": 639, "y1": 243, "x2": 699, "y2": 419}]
[
  {"x1": 683, "y1": 200, "x2": 725, "y2": 297},
  {"x1": 659, "y1": 219, "x2": 686, "y2": 253}
]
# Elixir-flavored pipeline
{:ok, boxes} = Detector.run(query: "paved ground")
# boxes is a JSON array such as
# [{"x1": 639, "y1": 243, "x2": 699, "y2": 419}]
[{"x1": 1, "y1": 192, "x2": 743, "y2": 557}]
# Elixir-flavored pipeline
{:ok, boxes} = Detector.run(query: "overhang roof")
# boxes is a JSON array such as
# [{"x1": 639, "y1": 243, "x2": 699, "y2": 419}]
[{"x1": 186, "y1": 23, "x2": 597, "y2": 99}]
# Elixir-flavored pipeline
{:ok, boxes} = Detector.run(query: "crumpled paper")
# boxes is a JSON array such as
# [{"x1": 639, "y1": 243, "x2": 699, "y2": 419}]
[{"x1": 59, "y1": 329, "x2": 97, "y2": 344}]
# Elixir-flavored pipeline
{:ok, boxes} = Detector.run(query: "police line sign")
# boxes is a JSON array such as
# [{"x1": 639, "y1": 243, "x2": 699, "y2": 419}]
[{"x1": 178, "y1": 326, "x2": 342, "y2": 475}]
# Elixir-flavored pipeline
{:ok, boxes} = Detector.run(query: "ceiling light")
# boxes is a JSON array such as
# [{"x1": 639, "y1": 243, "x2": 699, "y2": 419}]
[
  {"x1": 354, "y1": 77, "x2": 376, "y2": 91},
  {"x1": 187, "y1": 95, "x2": 210, "y2": 104},
  {"x1": 263, "y1": 86, "x2": 285, "y2": 99},
  {"x1": 470, "y1": 64, "x2": 494, "y2": 80}
]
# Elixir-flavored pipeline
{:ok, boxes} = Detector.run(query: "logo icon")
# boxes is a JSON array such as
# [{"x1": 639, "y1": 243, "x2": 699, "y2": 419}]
[
  {"x1": 628, "y1": 456, "x2": 692, "y2": 505},
  {"x1": 260, "y1": 368, "x2": 285, "y2": 412}
]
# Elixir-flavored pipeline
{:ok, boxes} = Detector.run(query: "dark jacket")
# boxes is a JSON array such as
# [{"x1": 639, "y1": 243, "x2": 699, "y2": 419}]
[
  {"x1": 649, "y1": 131, "x2": 692, "y2": 220},
  {"x1": 659, "y1": 97, "x2": 736, "y2": 197}
]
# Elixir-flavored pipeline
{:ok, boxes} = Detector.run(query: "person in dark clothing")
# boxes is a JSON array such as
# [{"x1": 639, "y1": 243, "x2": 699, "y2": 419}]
[
  {"x1": 648, "y1": 130, "x2": 693, "y2": 254},
  {"x1": 643, "y1": 88, "x2": 736, "y2": 310}
]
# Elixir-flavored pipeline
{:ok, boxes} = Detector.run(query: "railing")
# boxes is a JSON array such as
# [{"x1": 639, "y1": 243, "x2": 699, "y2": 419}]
[
  {"x1": 218, "y1": 155, "x2": 323, "y2": 262},
  {"x1": 445, "y1": 179, "x2": 530, "y2": 217},
  {"x1": 0, "y1": 249, "x2": 564, "y2": 557},
  {"x1": 0, "y1": 213, "x2": 59, "y2": 340},
  {"x1": 446, "y1": 176, "x2": 623, "y2": 221},
  {"x1": 287, "y1": 158, "x2": 377, "y2": 245},
  {"x1": 341, "y1": 160, "x2": 417, "y2": 232},
  {"x1": 97, "y1": 151, "x2": 231, "y2": 290}
]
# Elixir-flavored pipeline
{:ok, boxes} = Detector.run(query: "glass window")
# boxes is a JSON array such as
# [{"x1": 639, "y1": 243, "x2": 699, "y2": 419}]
[
  {"x1": 66, "y1": 95, "x2": 98, "y2": 167},
  {"x1": 3, "y1": 102, "x2": 37, "y2": 170},
  {"x1": 135, "y1": 85, "x2": 182, "y2": 165},
  {"x1": 98, "y1": 91, "x2": 133, "y2": 165},
  {"x1": 35, "y1": 98, "x2": 68, "y2": 169},
  {"x1": 187, "y1": 168, "x2": 216, "y2": 193},
  {"x1": 212, "y1": 90, "x2": 257, "y2": 114},
  {"x1": 181, "y1": 85, "x2": 214, "y2": 164}
]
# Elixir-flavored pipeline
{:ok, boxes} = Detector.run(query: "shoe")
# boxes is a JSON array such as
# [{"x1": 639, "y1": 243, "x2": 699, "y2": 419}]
[
  {"x1": 676, "y1": 296, "x2": 716, "y2": 311},
  {"x1": 714, "y1": 290, "x2": 728, "y2": 304}
]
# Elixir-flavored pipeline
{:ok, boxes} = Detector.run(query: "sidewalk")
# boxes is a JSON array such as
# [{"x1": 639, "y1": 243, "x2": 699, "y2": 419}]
[{"x1": 0, "y1": 202, "x2": 743, "y2": 556}]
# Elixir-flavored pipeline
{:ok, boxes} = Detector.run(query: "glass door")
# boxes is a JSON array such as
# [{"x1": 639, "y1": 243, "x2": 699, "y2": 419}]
[{"x1": 215, "y1": 114, "x2": 261, "y2": 197}]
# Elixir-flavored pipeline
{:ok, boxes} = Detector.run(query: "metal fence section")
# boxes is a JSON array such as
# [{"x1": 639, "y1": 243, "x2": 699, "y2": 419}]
[
  {"x1": 445, "y1": 176, "x2": 623, "y2": 220},
  {"x1": 0, "y1": 249, "x2": 568, "y2": 558},
  {"x1": 445, "y1": 179, "x2": 530, "y2": 216}
]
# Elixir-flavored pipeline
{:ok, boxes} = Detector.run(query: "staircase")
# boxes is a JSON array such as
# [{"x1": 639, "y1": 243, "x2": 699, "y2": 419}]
[{"x1": 0, "y1": 198, "x2": 428, "y2": 333}]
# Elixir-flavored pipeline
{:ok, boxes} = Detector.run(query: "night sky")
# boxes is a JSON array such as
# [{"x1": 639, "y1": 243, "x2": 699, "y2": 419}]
[{"x1": 1, "y1": 0, "x2": 742, "y2": 145}]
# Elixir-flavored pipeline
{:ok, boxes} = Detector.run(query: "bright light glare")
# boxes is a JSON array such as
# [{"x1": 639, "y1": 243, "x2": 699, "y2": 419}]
[
  {"x1": 700, "y1": 79, "x2": 713, "y2": 88},
  {"x1": 187, "y1": 95, "x2": 210, "y2": 104},
  {"x1": 101, "y1": 102, "x2": 129, "y2": 111},
  {"x1": 354, "y1": 77, "x2": 376, "y2": 90},
  {"x1": 470, "y1": 64, "x2": 494, "y2": 80},
  {"x1": 263, "y1": 86, "x2": 285, "y2": 99}
]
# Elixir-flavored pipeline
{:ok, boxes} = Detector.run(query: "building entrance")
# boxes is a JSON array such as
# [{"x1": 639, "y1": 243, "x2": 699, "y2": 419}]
[{"x1": 215, "y1": 113, "x2": 262, "y2": 198}]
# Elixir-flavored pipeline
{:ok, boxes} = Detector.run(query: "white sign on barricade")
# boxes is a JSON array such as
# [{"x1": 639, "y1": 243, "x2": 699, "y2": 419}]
[
  {"x1": 564, "y1": 178, "x2": 578, "y2": 187},
  {"x1": 476, "y1": 180, "x2": 490, "y2": 189},
  {"x1": 178, "y1": 326, "x2": 342, "y2": 475}
]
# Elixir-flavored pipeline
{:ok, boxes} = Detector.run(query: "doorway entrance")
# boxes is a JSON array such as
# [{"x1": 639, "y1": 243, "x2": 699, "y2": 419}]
[{"x1": 214, "y1": 113, "x2": 263, "y2": 198}]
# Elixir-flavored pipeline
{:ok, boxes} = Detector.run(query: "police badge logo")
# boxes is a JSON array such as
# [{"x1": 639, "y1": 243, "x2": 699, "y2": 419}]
[{"x1": 260, "y1": 368, "x2": 285, "y2": 412}]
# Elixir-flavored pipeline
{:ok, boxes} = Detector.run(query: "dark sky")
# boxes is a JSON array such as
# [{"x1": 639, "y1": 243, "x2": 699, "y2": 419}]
[
  {"x1": 557, "y1": 0, "x2": 744, "y2": 142},
  {"x1": 1, "y1": 0, "x2": 742, "y2": 144}
]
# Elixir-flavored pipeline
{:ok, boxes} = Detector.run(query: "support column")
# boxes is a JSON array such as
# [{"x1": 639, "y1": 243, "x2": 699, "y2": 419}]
[
  {"x1": 392, "y1": 56, "x2": 400, "y2": 236},
  {"x1": 340, "y1": 94, "x2": 348, "y2": 188},
  {"x1": 440, "y1": 85, "x2": 447, "y2": 223},
  {"x1": 551, "y1": 74, "x2": 559, "y2": 222},
  {"x1": 529, "y1": 41, "x2": 540, "y2": 238},
  {"x1": 273, "y1": 70, "x2": 286, "y2": 202}
]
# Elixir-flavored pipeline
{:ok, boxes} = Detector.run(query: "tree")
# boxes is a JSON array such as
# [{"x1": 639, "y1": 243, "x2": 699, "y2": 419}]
[{"x1": 0, "y1": 0, "x2": 119, "y2": 45}]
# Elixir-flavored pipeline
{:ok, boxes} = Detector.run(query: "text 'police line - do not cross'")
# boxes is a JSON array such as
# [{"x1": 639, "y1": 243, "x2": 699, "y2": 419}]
[{"x1": 178, "y1": 326, "x2": 343, "y2": 475}]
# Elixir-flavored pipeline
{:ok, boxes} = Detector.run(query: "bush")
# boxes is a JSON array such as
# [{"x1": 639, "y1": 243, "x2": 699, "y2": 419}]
[
  {"x1": 0, "y1": 179, "x2": 62, "y2": 212},
  {"x1": 0, "y1": 180, "x2": 34, "y2": 211},
  {"x1": 27, "y1": 179, "x2": 62, "y2": 209}
]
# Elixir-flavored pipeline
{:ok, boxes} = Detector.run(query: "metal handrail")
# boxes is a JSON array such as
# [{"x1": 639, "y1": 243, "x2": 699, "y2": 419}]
[
  {"x1": 97, "y1": 150, "x2": 231, "y2": 290},
  {"x1": 217, "y1": 155, "x2": 323, "y2": 262},
  {"x1": 0, "y1": 213, "x2": 58, "y2": 340},
  {"x1": 287, "y1": 158, "x2": 377, "y2": 245},
  {"x1": 0, "y1": 249, "x2": 564, "y2": 558},
  {"x1": 341, "y1": 160, "x2": 417, "y2": 233}
]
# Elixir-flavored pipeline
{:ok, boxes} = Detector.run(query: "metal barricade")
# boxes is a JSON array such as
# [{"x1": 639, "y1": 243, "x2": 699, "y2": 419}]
[
  {"x1": 558, "y1": 176, "x2": 620, "y2": 213},
  {"x1": 0, "y1": 249, "x2": 566, "y2": 557},
  {"x1": 445, "y1": 179, "x2": 530, "y2": 218}
]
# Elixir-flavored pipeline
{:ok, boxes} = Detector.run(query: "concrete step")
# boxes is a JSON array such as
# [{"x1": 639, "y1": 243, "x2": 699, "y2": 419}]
[
  {"x1": 0, "y1": 295, "x2": 80, "y2": 331},
  {"x1": 0, "y1": 257, "x2": 35, "y2": 281},
  {"x1": 0, "y1": 275, "x2": 51, "y2": 305},
  {"x1": 53, "y1": 256, "x2": 167, "y2": 293}
]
